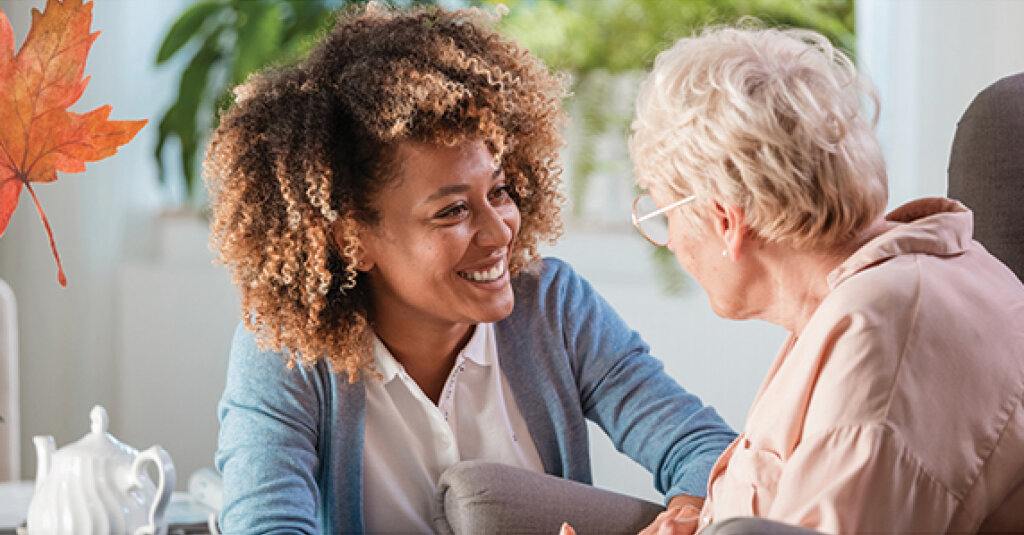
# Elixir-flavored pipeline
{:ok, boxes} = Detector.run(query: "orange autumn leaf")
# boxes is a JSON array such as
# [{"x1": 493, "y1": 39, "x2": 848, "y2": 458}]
[{"x1": 0, "y1": 0, "x2": 146, "y2": 286}]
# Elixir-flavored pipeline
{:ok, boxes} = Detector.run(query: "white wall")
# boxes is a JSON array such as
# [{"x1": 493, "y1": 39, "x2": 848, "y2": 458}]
[
  {"x1": 0, "y1": 0, "x2": 191, "y2": 482},
  {"x1": 858, "y1": 0, "x2": 1024, "y2": 208}
]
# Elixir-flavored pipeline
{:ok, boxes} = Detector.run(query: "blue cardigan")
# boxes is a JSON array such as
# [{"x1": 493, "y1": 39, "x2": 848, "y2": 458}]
[{"x1": 216, "y1": 258, "x2": 736, "y2": 534}]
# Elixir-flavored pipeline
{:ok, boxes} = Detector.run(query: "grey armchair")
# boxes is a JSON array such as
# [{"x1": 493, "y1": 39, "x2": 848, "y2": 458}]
[
  {"x1": 434, "y1": 461, "x2": 818, "y2": 535},
  {"x1": 948, "y1": 72, "x2": 1024, "y2": 281},
  {"x1": 433, "y1": 461, "x2": 663, "y2": 535}
]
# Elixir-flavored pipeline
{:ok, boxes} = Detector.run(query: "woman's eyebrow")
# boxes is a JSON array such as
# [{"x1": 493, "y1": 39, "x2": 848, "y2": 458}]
[
  {"x1": 425, "y1": 184, "x2": 471, "y2": 203},
  {"x1": 423, "y1": 166, "x2": 505, "y2": 203}
]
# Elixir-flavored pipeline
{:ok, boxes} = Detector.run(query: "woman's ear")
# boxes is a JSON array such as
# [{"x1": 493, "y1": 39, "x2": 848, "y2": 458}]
[
  {"x1": 352, "y1": 229, "x2": 376, "y2": 273},
  {"x1": 354, "y1": 250, "x2": 375, "y2": 272},
  {"x1": 710, "y1": 200, "x2": 747, "y2": 261},
  {"x1": 331, "y1": 219, "x2": 375, "y2": 272}
]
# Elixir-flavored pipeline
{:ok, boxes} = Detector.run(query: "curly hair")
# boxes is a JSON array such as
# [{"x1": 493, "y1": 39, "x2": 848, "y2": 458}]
[
  {"x1": 205, "y1": 3, "x2": 567, "y2": 381},
  {"x1": 631, "y1": 22, "x2": 887, "y2": 250}
]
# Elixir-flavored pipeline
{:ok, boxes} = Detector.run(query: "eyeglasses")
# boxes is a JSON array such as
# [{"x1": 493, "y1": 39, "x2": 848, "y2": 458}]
[{"x1": 631, "y1": 193, "x2": 696, "y2": 246}]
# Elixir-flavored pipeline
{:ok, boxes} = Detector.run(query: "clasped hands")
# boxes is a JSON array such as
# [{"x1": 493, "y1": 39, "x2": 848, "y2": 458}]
[{"x1": 559, "y1": 494, "x2": 703, "y2": 535}]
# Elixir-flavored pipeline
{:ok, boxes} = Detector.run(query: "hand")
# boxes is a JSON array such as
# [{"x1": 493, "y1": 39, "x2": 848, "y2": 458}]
[
  {"x1": 637, "y1": 504, "x2": 701, "y2": 535},
  {"x1": 559, "y1": 494, "x2": 704, "y2": 535}
]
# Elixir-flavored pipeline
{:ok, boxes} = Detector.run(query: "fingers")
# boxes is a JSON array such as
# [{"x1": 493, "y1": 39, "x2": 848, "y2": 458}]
[
  {"x1": 660, "y1": 505, "x2": 700, "y2": 535},
  {"x1": 640, "y1": 504, "x2": 701, "y2": 535},
  {"x1": 560, "y1": 522, "x2": 577, "y2": 535},
  {"x1": 640, "y1": 507, "x2": 679, "y2": 535}
]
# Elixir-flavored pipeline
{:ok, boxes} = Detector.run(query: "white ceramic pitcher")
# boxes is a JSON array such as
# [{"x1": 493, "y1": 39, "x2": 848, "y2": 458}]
[{"x1": 26, "y1": 405, "x2": 175, "y2": 535}]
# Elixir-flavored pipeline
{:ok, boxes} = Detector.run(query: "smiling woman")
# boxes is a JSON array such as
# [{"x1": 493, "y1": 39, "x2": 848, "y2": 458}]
[
  {"x1": 205, "y1": 3, "x2": 566, "y2": 381},
  {"x1": 356, "y1": 140, "x2": 521, "y2": 402},
  {"x1": 205, "y1": 3, "x2": 736, "y2": 533}
]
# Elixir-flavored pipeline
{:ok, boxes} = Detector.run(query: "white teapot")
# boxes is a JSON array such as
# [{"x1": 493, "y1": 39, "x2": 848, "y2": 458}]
[{"x1": 26, "y1": 405, "x2": 175, "y2": 535}]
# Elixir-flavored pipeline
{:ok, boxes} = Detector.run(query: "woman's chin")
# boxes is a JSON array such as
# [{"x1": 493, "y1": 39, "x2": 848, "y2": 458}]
[
  {"x1": 708, "y1": 296, "x2": 742, "y2": 321},
  {"x1": 472, "y1": 290, "x2": 516, "y2": 323}
]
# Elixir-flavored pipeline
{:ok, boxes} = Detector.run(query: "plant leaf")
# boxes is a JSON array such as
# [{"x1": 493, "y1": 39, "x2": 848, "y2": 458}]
[
  {"x1": 0, "y1": 0, "x2": 147, "y2": 286},
  {"x1": 156, "y1": 0, "x2": 226, "y2": 64},
  {"x1": 152, "y1": 0, "x2": 337, "y2": 204},
  {"x1": 154, "y1": 29, "x2": 221, "y2": 200},
  {"x1": 13, "y1": 0, "x2": 95, "y2": 112},
  {"x1": 233, "y1": 2, "x2": 286, "y2": 83},
  {"x1": 0, "y1": 178, "x2": 23, "y2": 238}
]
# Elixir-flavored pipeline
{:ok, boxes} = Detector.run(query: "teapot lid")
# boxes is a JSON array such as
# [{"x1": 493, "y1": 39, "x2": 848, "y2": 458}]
[{"x1": 57, "y1": 405, "x2": 138, "y2": 460}]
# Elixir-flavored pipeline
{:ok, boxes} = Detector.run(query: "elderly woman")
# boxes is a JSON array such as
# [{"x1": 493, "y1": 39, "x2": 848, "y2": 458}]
[
  {"x1": 628, "y1": 25, "x2": 1024, "y2": 534},
  {"x1": 207, "y1": 4, "x2": 735, "y2": 534}
]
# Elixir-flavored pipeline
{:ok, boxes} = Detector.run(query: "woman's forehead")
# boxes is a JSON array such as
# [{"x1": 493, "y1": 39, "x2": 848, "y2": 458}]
[{"x1": 379, "y1": 140, "x2": 500, "y2": 201}]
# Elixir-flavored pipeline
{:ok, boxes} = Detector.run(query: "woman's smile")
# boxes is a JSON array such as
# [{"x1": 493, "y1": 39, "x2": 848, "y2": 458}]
[{"x1": 457, "y1": 257, "x2": 507, "y2": 283}]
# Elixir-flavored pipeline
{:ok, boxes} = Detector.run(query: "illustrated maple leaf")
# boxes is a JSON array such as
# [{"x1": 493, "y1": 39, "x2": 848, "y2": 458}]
[{"x1": 0, "y1": 0, "x2": 146, "y2": 286}]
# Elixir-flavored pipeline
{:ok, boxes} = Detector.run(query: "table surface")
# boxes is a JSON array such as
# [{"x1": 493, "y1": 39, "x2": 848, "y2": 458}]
[{"x1": 0, "y1": 480, "x2": 214, "y2": 534}]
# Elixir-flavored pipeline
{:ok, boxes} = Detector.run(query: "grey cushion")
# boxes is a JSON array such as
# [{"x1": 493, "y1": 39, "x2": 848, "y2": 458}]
[
  {"x1": 433, "y1": 461, "x2": 664, "y2": 535},
  {"x1": 947, "y1": 72, "x2": 1024, "y2": 282}
]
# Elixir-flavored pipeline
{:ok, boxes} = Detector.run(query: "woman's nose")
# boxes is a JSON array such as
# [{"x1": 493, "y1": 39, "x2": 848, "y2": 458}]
[{"x1": 473, "y1": 205, "x2": 514, "y2": 247}]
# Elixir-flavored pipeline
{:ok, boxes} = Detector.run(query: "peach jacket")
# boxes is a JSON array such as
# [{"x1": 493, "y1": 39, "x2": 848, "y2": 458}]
[{"x1": 700, "y1": 198, "x2": 1024, "y2": 533}]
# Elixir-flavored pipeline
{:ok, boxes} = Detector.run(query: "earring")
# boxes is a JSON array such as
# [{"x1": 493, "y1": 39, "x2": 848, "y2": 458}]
[{"x1": 721, "y1": 249, "x2": 728, "y2": 257}]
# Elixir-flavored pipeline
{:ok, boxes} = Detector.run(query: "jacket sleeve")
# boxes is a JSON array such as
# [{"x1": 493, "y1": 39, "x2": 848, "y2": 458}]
[
  {"x1": 550, "y1": 259, "x2": 737, "y2": 500},
  {"x1": 764, "y1": 423, "x2": 958, "y2": 533},
  {"x1": 215, "y1": 323, "x2": 322, "y2": 535}
]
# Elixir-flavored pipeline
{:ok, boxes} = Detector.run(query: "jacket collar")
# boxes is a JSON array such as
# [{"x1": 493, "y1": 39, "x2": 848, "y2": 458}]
[{"x1": 827, "y1": 197, "x2": 974, "y2": 288}]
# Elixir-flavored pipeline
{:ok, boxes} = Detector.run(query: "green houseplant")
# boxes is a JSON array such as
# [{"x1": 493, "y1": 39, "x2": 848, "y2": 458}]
[
  {"x1": 492, "y1": 0, "x2": 854, "y2": 206},
  {"x1": 154, "y1": 0, "x2": 341, "y2": 206}
]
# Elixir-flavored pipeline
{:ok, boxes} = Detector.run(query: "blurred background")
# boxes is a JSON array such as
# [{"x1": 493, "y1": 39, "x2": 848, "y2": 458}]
[{"x1": 0, "y1": 0, "x2": 1022, "y2": 501}]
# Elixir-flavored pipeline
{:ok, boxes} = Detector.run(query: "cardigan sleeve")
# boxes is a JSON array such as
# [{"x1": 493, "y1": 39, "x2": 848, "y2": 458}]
[
  {"x1": 548, "y1": 258, "x2": 737, "y2": 500},
  {"x1": 215, "y1": 323, "x2": 323, "y2": 535}
]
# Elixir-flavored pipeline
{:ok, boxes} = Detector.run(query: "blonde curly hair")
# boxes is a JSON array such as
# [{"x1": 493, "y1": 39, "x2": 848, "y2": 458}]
[
  {"x1": 631, "y1": 23, "x2": 887, "y2": 250},
  {"x1": 205, "y1": 3, "x2": 567, "y2": 381}
]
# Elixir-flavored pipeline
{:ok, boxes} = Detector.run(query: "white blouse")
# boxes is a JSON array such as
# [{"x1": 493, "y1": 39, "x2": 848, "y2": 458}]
[{"x1": 362, "y1": 323, "x2": 545, "y2": 533}]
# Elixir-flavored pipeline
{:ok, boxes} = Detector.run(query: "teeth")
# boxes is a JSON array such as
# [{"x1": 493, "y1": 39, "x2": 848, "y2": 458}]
[{"x1": 459, "y1": 260, "x2": 505, "y2": 282}]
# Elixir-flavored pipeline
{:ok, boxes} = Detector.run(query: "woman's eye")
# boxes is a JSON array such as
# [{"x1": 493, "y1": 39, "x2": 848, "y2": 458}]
[
  {"x1": 435, "y1": 203, "x2": 468, "y2": 219},
  {"x1": 490, "y1": 185, "x2": 512, "y2": 203}
]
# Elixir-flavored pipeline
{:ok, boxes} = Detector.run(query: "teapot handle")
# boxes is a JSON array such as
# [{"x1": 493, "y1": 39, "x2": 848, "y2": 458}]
[{"x1": 130, "y1": 446, "x2": 176, "y2": 535}]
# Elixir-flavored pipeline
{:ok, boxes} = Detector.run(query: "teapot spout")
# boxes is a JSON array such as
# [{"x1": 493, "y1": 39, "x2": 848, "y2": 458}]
[{"x1": 32, "y1": 435, "x2": 56, "y2": 491}]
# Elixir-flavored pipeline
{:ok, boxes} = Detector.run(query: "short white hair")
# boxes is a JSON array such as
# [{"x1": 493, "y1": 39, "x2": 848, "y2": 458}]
[{"x1": 630, "y1": 22, "x2": 887, "y2": 250}]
